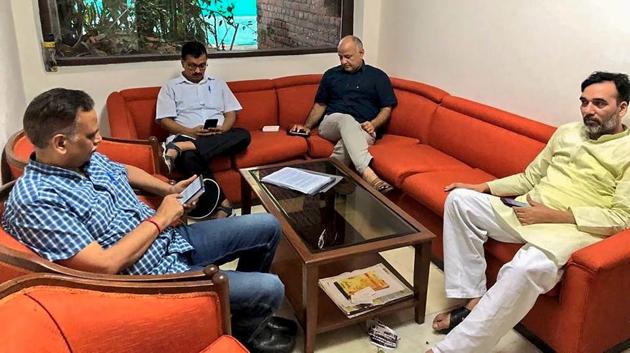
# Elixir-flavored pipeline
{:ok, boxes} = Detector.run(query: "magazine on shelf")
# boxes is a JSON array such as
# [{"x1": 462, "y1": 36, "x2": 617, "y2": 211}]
[
  {"x1": 260, "y1": 167, "x2": 343, "y2": 195},
  {"x1": 318, "y1": 263, "x2": 413, "y2": 318}
]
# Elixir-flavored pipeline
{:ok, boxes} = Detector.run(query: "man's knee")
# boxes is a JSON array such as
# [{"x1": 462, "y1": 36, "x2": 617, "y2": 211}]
[
  {"x1": 501, "y1": 248, "x2": 560, "y2": 291},
  {"x1": 246, "y1": 213, "x2": 281, "y2": 243},
  {"x1": 444, "y1": 188, "x2": 478, "y2": 213},
  {"x1": 257, "y1": 273, "x2": 285, "y2": 310}
]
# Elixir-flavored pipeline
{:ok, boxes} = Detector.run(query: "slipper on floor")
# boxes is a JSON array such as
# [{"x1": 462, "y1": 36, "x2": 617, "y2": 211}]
[
  {"x1": 212, "y1": 204, "x2": 234, "y2": 218},
  {"x1": 436, "y1": 306, "x2": 471, "y2": 334}
]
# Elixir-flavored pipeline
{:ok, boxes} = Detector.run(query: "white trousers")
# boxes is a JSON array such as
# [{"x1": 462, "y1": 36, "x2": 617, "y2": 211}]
[
  {"x1": 434, "y1": 189, "x2": 563, "y2": 353},
  {"x1": 318, "y1": 113, "x2": 375, "y2": 174}
]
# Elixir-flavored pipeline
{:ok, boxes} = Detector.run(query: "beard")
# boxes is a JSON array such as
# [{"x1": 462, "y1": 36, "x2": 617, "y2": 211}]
[{"x1": 583, "y1": 114, "x2": 620, "y2": 139}]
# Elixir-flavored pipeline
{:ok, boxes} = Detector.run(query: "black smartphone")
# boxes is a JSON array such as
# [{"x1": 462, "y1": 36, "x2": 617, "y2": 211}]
[
  {"x1": 204, "y1": 118, "x2": 219, "y2": 129},
  {"x1": 288, "y1": 128, "x2": 309, "y2": 137},
  {"x1": 500, "y1": 197, "x2": 528, "y2": 208}
]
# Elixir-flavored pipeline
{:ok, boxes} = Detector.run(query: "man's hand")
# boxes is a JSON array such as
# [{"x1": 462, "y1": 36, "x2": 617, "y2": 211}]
[
  {"x1": 154, "y1": 194, "x2": 185, "y2": 228},
  {"x1": 169, "y1": 175, "x2": 198, "y2": 194},
  {"x1": 444, "y1": 182, "x2": 489, "y2": 193},
  {"x1": 290, "y1": 124, "x2": 311, "y2": 135},
  {"x1": 361, "y1": 121, "x2": 375, "y2": 135},
  {"x1": 189, "y1": 126, "x2": 215, "y2": 137},
  {"x1": 513, "y1": 195, "x2": 576, "y2": 225}
]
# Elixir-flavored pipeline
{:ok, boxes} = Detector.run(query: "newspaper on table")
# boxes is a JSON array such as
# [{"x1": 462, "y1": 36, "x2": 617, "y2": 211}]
[
  {"x1": 318, "y1": 263, "x2": 413, "y2": 318},
  {"x1": 261, "y1": 167, "x2": 343, "y2": 195}
]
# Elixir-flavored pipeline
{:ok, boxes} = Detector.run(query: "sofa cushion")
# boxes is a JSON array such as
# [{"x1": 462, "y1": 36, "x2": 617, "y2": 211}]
[
  {"x1": 429, "y1": 105, "x2": 548, "y2": 178},
  {"x1": 441, "y1": 96, "x2": 554, "y2": 143},
  {"x1": 400, "y1": 168, "x2": 496, "y2": 215},
  {"x1": 229, "y1": 79, "x2": 278, "y2": 131},
  {"x1": 370, "y1": 141, "x2": 471, "y2": 188},
  {"x1": 388, "y1": 78, "x2": 448, "y2": 143},
  {"x1": 305, "y1": 131, "x2": 334, "y2": 158},
  {"x1": 117, "y1": 87, "x2": 166, "y2": 141},
  {"x1": 273, "y1": 74, "x2": 321, "y2": 129},
  {"x1": 234, "y1": 131, "x2": 308, "y2": 168}
]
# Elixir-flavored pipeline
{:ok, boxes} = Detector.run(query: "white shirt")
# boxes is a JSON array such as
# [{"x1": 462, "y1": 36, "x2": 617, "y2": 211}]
[{"x1": 155, "y1": 74, "x2": 242, "y2": 140}]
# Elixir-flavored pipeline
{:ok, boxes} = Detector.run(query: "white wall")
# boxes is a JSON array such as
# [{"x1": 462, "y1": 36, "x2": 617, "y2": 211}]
[
  {"x1": 0, "y1": 0, "x2": 26, "y2": 155},
  {"x1": 377, "y1": 0, "x2": 630, "y2": 126},
  {"x1": 10, "y1": 0, "x2": 380, "y2": 136}
]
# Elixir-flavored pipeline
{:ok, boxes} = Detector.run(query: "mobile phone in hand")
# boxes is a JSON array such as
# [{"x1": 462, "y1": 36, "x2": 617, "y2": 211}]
[
  {"x1": 204, "y1": 118, "x2": 219, "y2": 129},
  {"x1": 500, "y1": 197, "x2": 529, "y2": 208},
  {"x1": 179, "y1": 176, "x2": 205, "y2": 205}
]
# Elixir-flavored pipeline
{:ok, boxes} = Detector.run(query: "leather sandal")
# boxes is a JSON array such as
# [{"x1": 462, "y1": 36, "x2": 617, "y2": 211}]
[
  {"x1": 436, "y1": 306, "x2": 471, "y2": 334},
  {"x1": 369, "y1": 176, "x2": 394, "y2": 194},
  {"x1": 161, "y1": 142, "x2": 182, "y2": 175},
  {"x1": 212, "y1": 204, "x2": 234, "y2": 218}
]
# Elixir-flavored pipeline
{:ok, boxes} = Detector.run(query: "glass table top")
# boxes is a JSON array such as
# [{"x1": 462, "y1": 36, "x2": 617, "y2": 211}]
[{"x1": 248, "y1": 160, "x2": 418, "y2": 252}]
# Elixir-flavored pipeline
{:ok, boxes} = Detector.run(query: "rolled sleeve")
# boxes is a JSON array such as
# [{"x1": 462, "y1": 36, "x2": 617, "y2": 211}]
[
  {"x1": 7, "y1": 198, "x2": 94, "y2": 261},
  {"x1": 156, "y1": 84, "x2": 177, "y2": 121},
  {"x1": 218, "y1": 80, "x2": 242, "y2": 113}
]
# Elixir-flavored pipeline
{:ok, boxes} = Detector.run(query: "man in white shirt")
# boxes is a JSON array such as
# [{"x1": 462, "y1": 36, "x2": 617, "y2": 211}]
[{"x1": 156, "y1": 41, "x2": 250, "y2": 218}]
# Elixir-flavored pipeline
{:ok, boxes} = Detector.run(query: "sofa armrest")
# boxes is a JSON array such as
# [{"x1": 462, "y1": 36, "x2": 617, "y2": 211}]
[{"x1": 567, "y1": 229, "x2": 630, "y2": 272}]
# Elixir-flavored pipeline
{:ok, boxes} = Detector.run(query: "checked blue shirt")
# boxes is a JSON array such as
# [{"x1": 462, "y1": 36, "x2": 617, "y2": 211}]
[{"x1": 2, "y1": 152, "x2": 193, "y2": 275}]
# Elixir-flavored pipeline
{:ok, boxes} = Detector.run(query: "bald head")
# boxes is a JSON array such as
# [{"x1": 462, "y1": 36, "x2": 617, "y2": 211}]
[{"x1": 337, "y1": 35, "x2": 364, "y2": 72}]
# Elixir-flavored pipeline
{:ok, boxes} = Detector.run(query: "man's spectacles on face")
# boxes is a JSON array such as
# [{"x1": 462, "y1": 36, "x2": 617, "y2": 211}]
[{"x1": 185, "y1": 63, "x2": 207, "y2": 71}]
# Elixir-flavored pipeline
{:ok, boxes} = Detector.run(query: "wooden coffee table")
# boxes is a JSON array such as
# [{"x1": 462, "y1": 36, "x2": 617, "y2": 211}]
[{"x1": 240, "y1": 158, "x2": 435, "y2": 353}]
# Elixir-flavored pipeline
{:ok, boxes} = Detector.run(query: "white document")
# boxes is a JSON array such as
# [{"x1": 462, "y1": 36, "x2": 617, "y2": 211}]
[{"x1": 261, "y1": 167, "x2": 336, "y2": 195}]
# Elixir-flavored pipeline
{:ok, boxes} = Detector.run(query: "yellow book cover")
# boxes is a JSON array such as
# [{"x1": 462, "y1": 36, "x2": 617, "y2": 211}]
[{"x1": 334, "y1": 271, "x2": 389, "y2": 299}]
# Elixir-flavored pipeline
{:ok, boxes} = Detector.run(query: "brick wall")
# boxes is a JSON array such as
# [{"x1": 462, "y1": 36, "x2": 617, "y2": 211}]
[{"x1": 257, "y1": 0, "x2": 341, "y2": 48}]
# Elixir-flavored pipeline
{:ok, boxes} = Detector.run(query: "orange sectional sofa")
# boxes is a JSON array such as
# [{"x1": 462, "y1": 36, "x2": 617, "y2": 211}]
[{"x1": 106, "y1": 75, "x2": 629, "y2": 353}]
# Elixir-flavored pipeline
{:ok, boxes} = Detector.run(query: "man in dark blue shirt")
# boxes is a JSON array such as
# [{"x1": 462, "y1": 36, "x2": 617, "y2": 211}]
[{"x1": 291, "y1": 35, "x2": 397, "y2": 193}]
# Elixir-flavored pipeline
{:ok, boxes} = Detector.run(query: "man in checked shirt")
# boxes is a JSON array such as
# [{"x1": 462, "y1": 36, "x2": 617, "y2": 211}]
[{"x1": 2, "y1": 88, "x2": 296, "y2": 353}]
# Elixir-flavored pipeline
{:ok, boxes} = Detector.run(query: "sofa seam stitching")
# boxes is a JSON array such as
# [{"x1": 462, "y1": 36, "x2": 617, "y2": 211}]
[{"x1": 24, "y1": 292, "x2": 75, "y2": 353}]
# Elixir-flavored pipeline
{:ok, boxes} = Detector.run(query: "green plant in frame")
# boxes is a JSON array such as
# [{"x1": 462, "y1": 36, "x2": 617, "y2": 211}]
[{"x1": 54, "y1": 0, "x2": 247, "y2": 57}]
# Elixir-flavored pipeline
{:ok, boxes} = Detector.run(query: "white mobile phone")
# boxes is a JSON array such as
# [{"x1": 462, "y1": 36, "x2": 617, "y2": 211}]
[{"x1": 179, "y1": 176, "x2": 205, "y2": 204}]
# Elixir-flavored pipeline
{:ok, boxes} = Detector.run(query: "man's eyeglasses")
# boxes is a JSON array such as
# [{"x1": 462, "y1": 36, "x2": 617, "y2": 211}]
[{"x1": 185, "y1": 63, "x2": 207, "y2": 70}]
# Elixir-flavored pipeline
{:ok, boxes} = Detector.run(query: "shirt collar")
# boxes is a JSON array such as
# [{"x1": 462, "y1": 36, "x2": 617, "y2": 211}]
[
  {"x1": 27, "y1": 152, "x2": 86, "y2": 180},
  {"x1": 177, "y1": 73, "x2": 214, "y2": 85}
]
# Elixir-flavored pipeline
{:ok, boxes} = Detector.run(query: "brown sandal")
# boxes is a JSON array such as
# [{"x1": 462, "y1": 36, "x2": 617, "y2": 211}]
[{"x1": 369, "y1": 177, "x2": 394, "y2": 194}]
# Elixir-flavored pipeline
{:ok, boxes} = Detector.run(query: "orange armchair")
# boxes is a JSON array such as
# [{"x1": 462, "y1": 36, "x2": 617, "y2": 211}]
[
  {"x1": 0, "y1": 180, "x2": 217, "y2": 285},
  {"x1": 1, "y1": 129, "x2": 164, "y2": 184},
  {"x1": 0, "y1": 273, "x2": 247, "y2": 353}
]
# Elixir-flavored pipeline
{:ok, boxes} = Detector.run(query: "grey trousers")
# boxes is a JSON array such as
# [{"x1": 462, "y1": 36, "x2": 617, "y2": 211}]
[{"x1": 318, "y1": 113, "x2": 375, "y2": 174}]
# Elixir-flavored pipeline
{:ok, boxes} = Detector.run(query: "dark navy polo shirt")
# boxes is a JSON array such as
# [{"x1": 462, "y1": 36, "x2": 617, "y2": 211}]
[{"x1": 314, "y1": 62, "x2": 397, "y2": 124}]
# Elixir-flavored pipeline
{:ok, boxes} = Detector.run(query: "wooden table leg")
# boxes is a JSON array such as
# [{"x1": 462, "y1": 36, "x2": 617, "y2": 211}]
[
  {"x1": 302, "y1": 264, "x2": 319, "y2": 353},
  {"x1": 240, "y1": 174, "x2": 252, "y2": 215},
  {"x1": 414, "y1": 243, "x2": 431, "y2": 324}
]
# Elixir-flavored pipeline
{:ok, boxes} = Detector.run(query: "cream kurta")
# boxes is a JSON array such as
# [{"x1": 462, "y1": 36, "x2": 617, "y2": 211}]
[{"x1": 487, "y1": 122, "x2": 630, "y2": 265}]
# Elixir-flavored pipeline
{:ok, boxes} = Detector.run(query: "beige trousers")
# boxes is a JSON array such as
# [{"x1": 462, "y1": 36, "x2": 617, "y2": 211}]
[{"x1": 318, "y1": 113, "x2": 375, "y2": 174}]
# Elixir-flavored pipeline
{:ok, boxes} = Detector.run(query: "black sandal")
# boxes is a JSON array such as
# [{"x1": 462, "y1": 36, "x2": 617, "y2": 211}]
[
  {"x1": 161, "y1": 142, "x2": 182, "y2": 174},
  {"x1": 436, "y1": 306, "x2": 471, "y2": 334},
  {"x1": 213, "y1": 204, "x2": 234, "y2": 218}
]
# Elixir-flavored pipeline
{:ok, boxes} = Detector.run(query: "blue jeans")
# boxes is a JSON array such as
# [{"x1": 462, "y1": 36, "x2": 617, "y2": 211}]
[{"x1": 178, "y1": 213, "x2": 284, "y2": 340}]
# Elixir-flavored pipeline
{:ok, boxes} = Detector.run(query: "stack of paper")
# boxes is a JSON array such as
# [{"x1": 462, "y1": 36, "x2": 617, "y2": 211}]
[
  {"x1": 318, "y1": 263, "x2": 413, "y2": 318},
  {"x1": 261, "y1": 167, "x2": 342, "y2": 195}
]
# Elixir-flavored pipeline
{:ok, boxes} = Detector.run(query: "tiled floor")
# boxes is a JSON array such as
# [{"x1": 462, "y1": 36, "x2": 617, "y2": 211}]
[{"x1": 230, "y1": 207, "x2": 628, "y2": 353}]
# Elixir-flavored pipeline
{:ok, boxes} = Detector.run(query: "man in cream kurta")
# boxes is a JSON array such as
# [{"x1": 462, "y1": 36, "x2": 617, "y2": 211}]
[{"x1": 428, "y1": 71, "x2": 630, "y2": 353}]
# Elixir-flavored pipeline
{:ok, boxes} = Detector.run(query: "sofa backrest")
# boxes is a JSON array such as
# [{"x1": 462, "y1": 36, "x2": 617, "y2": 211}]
[
  {"x1": 228, "y1": 79, "x2": 278, "y2": 130},
  {"x1": 273, "y1": 74, "x2": 322, "y2": 129},
  {"x1": 429, "y1": 96, "x2": 555, "y2": 177},
  {"x1": 389, "y1": 78, "x2": 449, "y2": 143},
  {"x1": 107, "y1": 87, "x2": 165, "y2": 141}
]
